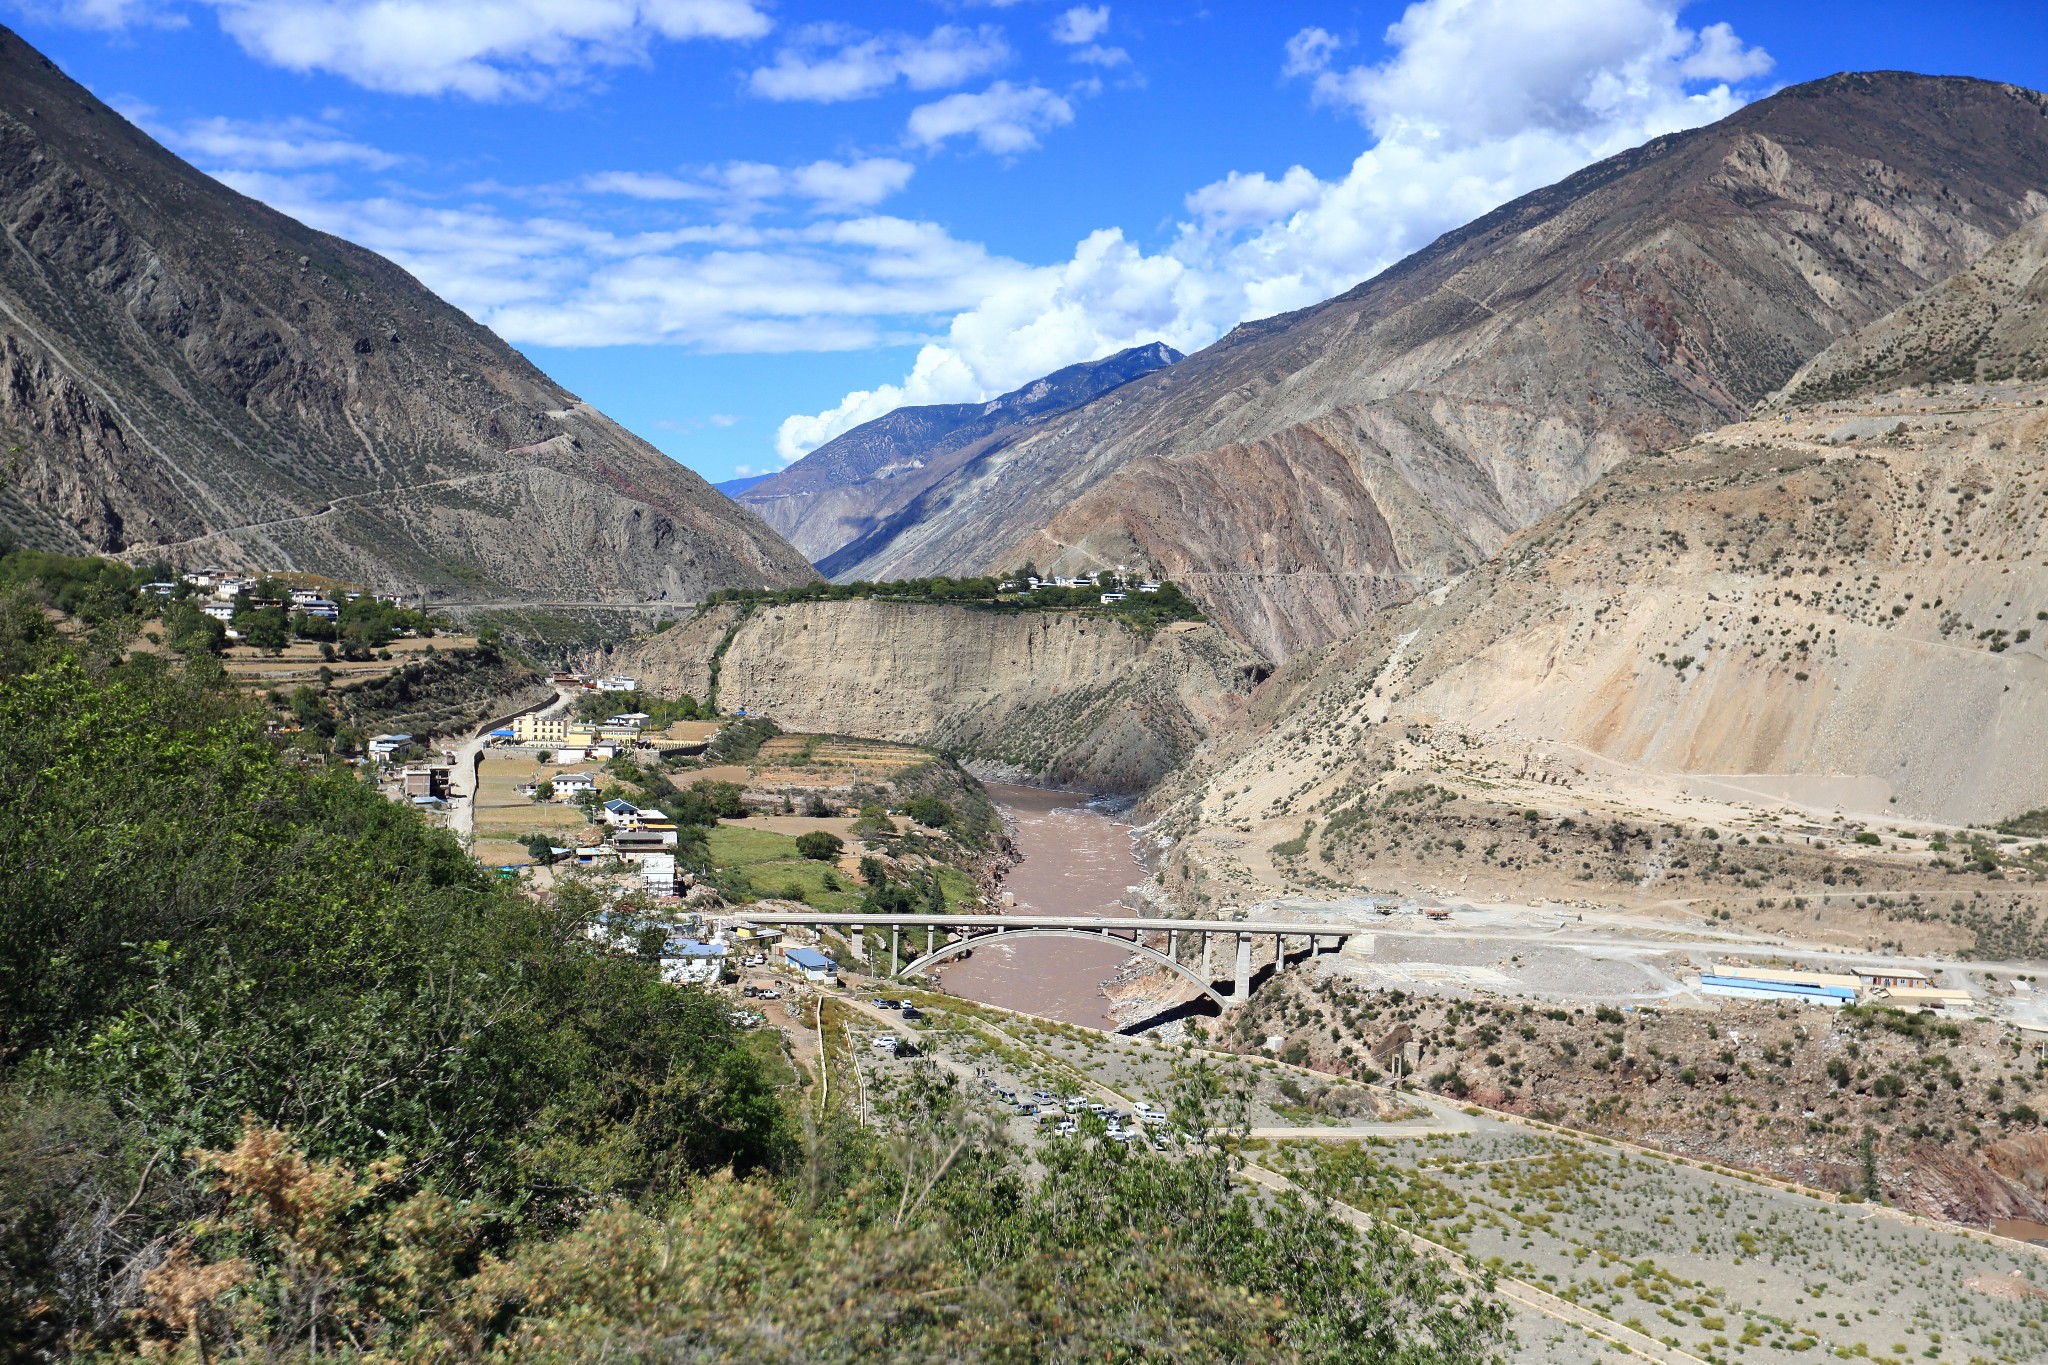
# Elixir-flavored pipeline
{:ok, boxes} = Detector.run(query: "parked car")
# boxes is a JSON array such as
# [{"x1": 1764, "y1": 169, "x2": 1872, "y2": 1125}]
[
  {"x1": 899, "y1": 1004, "x2": 922, "y2": 1021},
  {"x1": 872, "y1": 1034, "x2": 899, "y2": 1054}
]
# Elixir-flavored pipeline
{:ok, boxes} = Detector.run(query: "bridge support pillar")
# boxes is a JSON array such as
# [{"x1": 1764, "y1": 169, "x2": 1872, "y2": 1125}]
[
  {"x1": 926, "y1": 923, "x2": 935, "y2": 959},
  {"x1": 890, "y1": 924, "x2": 900, "y2": 975},
  {"x1": 1274, "y1": 934, "x2": 1286, "y2": 974},
  {"x1": 1168, "y1": 929, "x2": 1179, "y2": 962},
  {"x1": 1202, "y1": 932, "x2": 1214, "y2": 983},
  {"x1": 1233, "y1": 933, "x2": 1252, "y2": 1003}
]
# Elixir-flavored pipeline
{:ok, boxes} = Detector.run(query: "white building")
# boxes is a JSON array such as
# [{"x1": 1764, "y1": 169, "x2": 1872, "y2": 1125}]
[
  {"x1": 594, "y1": 676, "x2": 639, "y2": 693},
  {"x1": 200, "y1": 603, "x2": 235, "y2": 622},
  {"x1": 367, "y1": 733, "x2": 412, "y2": 760},
  {"x1": 661, "y1": 938, "x2": 729, "y2": 986},
  {"x1": 551, "y1": 772, "x2": 597, "y2": 797},
  {"x1": 641, "y1": 853, "x2": 678, "y2": 897}
]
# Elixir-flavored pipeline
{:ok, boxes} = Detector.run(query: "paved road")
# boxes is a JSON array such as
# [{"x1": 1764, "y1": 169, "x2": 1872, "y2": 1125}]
[{"x1": 448, "y1": 685, "x2": 576, "y2": 844}]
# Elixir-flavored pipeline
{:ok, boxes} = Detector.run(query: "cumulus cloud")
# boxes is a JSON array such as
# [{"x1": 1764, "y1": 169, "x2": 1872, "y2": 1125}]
[
  {"x1": 1288, "y1": 0, "x2": 1771, "y2": 146},
  {"x1": 1050, "y1": 6, "x2": 1108, "y2": 45},
  {"x1": 777, "y1": 0, "x2": 1772, "y2": 459},
  {"x1": 746, "y1": 23, "x2": 1009, "y2": 102},
  {"x1": 31, "y1": 0, "x2": 771, "y2": 98},
  {"x1": 907, "y1": 81, "x2": 1074, "y2": 154},
  {"x1": 1050, "y1": 5, "x2": 1125, "y2": 67}
]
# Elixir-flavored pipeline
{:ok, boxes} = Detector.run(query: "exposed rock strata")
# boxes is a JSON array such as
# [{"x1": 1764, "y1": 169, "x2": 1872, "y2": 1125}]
[
  {"x1": 822, "y1": 74, "x2": 2048, "y2": 661},
  {"x1": 0, "y1": 27, "x2": 814, "y2": 604},
  {"x1": 613, "y1": 600, "x2": 1266, "y2": 794}
]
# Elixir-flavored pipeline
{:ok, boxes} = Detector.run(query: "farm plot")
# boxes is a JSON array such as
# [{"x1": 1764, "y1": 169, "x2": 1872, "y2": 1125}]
[
  {"x1": 1286, "y1": 1130, "x2": 2048, "y2": 1365},
  {"x1": 472, "y1": 755, "x2": 592, "y2": 841}
]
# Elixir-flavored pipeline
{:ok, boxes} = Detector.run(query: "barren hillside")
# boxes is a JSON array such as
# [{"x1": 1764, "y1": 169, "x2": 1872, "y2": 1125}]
[
  {"x1": 1144, "y1": 220, "x2": 2048, "y2": 943},
  {"x1": 823, "y1": 73, "x2": 2048, "y2": 661},
  {"x1": 0, "y1": 27, "x2": 815, "y2": 606}
]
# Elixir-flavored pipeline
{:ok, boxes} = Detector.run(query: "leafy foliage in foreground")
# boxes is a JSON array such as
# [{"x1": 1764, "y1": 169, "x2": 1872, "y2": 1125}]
[
  {"x1": 0, "y1": 600, "x2": 787, "y2": 1352},
  {"x1": 108, "y1": 1071, "x2": 1508, "y2": 1364}
]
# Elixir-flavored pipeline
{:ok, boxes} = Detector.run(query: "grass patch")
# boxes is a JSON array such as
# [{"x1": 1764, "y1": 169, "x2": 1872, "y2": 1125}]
[
  {"x1": 707, "y1": 825, "x2": 862, "y2": 909},
  {"x1": 739, "y1": 1028, "x2": 800, "y2": 1088}
]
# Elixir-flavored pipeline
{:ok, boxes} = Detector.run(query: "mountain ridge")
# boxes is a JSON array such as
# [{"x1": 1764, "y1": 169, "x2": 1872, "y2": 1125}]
[
  {"x1": 813, "y1": 72, "x2": 2048, "y2": 661},
  {"x1": 736, "y1": 341, "x2": 1180, "y2": 565},
  {"x1": 0, "y1": 25, "x2": 817, "y2": 606}
]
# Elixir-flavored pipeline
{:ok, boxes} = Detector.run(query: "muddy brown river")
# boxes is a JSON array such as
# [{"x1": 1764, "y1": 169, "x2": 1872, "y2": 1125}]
[{"x1": 934, "y1": 783, "x2": 1142, "y2": 1028}]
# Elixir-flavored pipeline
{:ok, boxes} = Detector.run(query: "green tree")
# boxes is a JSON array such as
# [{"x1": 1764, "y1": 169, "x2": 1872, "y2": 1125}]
[
  {"x1": 903, "y1": 795, "x2": 953, "y2": 830},
  {"x1": 795, "y1": 831, "x2": 844, "y2": 862}
]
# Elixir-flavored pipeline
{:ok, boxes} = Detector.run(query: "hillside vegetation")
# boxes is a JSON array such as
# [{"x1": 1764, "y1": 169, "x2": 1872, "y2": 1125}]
[{"x1": 0, "y1": 586, "x2": 1508, "y2": 1363}]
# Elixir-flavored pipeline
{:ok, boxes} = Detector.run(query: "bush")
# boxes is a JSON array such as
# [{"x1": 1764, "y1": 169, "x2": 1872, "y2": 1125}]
[
  {"x1": 902, "y1": 795, "x2": 954, "y2": 830},
  {"x1": 796, "y1": 831, "x2": 844, "y2": 862}
]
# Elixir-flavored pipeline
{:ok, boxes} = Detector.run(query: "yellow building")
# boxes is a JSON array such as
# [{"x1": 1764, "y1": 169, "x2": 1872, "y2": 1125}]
[{"x1": 512, "y1": 713, "x2": 570, "y2": 745}]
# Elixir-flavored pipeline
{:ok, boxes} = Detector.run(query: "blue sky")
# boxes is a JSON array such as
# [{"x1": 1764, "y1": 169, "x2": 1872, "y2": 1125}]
[{"x1": 9, "y1": 1, "x2": 2048, "y2": 484}]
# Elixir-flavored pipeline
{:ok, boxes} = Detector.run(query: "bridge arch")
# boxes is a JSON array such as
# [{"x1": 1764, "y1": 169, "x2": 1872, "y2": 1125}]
[{"x1": 897, "y1": 927, "x2": 1232, "y2": 1009}]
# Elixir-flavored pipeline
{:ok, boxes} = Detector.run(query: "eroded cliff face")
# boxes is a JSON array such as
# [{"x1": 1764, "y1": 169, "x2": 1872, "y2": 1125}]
[
  {"x1": 613, "y1": 601, "x2": 1267, "y2": 794},
  {"x1": 0, "y1": 28, "x2": 815, "y2": 604}
]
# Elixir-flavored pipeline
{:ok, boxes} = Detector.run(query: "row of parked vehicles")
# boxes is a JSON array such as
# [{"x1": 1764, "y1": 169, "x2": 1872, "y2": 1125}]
[{"x1": 979, "y1": 1082, "x2": 1171, "y2": 1143}]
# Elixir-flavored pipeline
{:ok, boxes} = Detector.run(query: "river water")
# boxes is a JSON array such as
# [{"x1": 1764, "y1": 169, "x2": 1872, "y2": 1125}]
[{"x1": 935, "y1": 783, "x2": 1142, "y2": 1028}]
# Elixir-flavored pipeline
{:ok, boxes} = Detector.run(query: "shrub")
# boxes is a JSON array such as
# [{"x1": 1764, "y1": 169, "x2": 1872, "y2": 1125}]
[{"x1": 796, "y1": 831, "x2": 844, "y2": 862}]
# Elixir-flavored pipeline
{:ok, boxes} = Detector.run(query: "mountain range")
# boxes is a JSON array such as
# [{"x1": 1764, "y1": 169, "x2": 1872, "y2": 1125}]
[
  {"x1": 733, "y1": 341, "x2": 1181, "y2": 567},
  {"x1": 0, "y1": 26, "x2": 815, "y2": 606},
  {"x1": 787, "y1": 73, "x2": 2048, "y2": 662}
]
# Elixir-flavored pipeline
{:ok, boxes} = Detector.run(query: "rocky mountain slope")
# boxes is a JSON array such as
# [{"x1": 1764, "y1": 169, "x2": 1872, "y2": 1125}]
[
  {"x1": 1143, "y1": 215, "x2": 2048, "y2": 938},
  {"x1": 737, "y1": 342, "x2": 1180, "y2": 565},
  {"x1": 0, "y1": 27, "x2": 815, "y2": 605},
  {"x1": 612, "y1": 598, "x2": 1264, "y2": 794},
  {"x1": 820, "y1": 73, "x2": 2048, "y2": 662}
]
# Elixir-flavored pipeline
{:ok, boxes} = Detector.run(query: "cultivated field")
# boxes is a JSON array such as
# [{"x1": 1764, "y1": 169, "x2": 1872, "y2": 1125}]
[{"x1": 221, "y1": 634, "x2": 477, "y2": 690}]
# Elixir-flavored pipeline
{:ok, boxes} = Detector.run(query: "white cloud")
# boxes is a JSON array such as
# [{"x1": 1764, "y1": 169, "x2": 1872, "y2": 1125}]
[
  {"x1": 582, "y1": 157, "x2": 914, "y2": 214},
  {"x1": 1181, "y1": 166, "x2": 1322, "y2": 236},
  {"x1": 11, "y1": 0, "x2": 180, "y2": 28},
  {"x1": 1289, "y1": 0, "x2": 1771, "y2": 147},
  {"x1": 1050, "y1": 5, "x2": 1108, "y2": 45},
  {"x1": 746, "y1": 23, "x2": 1009, "y2": 102},
  {"x1": 174, "y1": 114, "x2": 402, "y2": 170},
  {"x1": 774, "y1": 225, "x2": 1207, "y2": 459},
  {"x1": 217, "y1": 165, "x2": 1035, "y2": 359},
  {"x1": 778, "y1": 0, "x2": 1772, "y2": 459},
  {"x1": 907, "y1": 81, "x2": 1074, "y2": 155},
  {"x1": 46, "y1": 0, "x2": 772, "y2": 98},
  {"x1": 1051, "y1": 6, "x2": 1125, "y2": 67},
  {"x1": 1067, "y1": 44, "x2": 1128, "y2": 68},
  {"x1": 1281, "y1": 26, "x2": 1339, "y2": 80}
]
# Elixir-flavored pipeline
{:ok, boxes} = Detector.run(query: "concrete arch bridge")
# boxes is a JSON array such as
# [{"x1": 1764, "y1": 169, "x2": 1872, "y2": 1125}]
[{"x1": 728, "y1": 912, "x2": 1354, "y2": 1008}]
